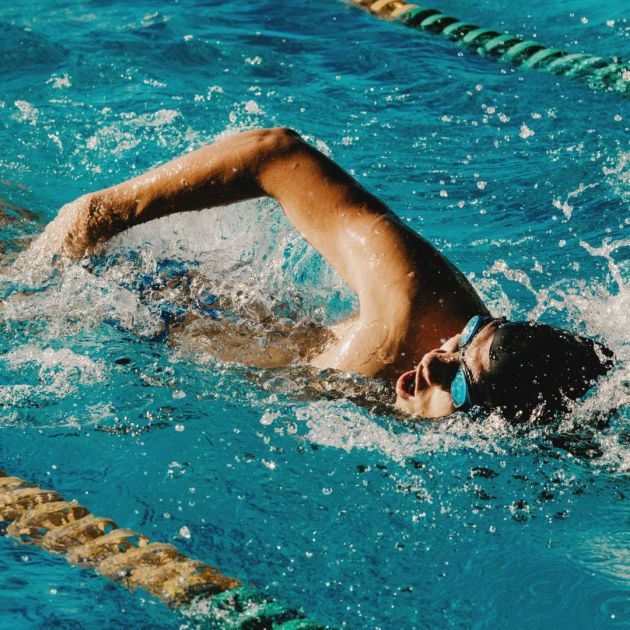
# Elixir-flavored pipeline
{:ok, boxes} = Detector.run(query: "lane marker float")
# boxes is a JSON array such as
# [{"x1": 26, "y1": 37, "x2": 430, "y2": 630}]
[
  {"x1": 0, "y1": 470, "x2": 326, "y2": 629},
  {"x1": 346, "y1": 0, "x2": 629, "y2": 95}
]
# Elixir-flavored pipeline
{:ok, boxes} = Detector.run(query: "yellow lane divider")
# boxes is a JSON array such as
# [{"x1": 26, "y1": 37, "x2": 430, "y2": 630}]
[{"x1": 0, "y1": 470, "x2": 326, "y2": 628}]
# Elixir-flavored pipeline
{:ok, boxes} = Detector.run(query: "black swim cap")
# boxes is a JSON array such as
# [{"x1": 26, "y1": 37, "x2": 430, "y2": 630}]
[{"x1": 484, "y1": 321, "x2": 614, "y2": 421}]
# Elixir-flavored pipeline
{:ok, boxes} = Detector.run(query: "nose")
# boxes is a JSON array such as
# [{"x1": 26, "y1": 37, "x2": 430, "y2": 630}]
[{"x1": 419, "y1": 349, "x2": 460, "y2": 388}]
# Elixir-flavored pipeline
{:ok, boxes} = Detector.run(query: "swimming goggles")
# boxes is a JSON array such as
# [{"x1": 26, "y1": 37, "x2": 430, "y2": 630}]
[{"x1": 451, "y1": 315, "x2": 493, "y2": 409}]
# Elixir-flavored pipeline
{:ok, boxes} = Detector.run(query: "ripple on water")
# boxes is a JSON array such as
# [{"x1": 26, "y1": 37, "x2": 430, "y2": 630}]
[
  {"x1": 568, "y1": 531, "x2": 630, "y2": 583},
  {"x1": 0, "y1": 22, "x2": 68, "y2": 76}
]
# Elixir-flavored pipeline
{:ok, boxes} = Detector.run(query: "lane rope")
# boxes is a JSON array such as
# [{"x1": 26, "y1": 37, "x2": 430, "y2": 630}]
[
  {"x1": 0, "y1": 470, "x2": 326, "y2": 629},
  {"x1": 345, "y1": 0, "x2": 629, "y2": 95}
]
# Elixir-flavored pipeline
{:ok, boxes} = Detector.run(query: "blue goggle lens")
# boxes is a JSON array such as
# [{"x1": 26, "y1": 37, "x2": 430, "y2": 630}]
[
  {"x1": 452, "y1": 314, "x2": 493, "y2": 409},
  {"x1": 451, "y1": 369, "x2": 470, "y2": 408}
]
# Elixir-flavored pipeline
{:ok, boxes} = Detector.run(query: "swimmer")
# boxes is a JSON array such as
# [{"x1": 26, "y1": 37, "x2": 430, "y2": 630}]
[{"x1": 32, "y1": 128, "x2": 613, "y2": 421}]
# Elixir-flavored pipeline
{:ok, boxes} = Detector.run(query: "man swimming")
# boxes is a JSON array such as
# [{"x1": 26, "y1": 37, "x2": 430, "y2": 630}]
[{"x1": 32, "y1": 128, "x2": 613, "y2": 421}]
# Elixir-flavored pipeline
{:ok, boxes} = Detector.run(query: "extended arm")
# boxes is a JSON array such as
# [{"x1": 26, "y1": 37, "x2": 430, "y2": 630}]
[{"x1": 37, "y1": 128, "x2": 426, "y2": 317}]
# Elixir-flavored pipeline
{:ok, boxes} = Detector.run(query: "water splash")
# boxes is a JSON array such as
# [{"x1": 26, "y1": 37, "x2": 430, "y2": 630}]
[
  {"x1": 0, "y1": 344, "x2": 105, "y2": 409},
  {"x1": 2, "y1": 198, "x2": 627, "y2": 468}
]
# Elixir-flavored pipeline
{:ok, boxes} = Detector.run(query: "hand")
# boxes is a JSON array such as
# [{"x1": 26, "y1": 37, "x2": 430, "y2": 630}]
[
  {"x1": 54, "y1": 194, "x2": 99, "y2": 259},
  {"x1": 17, "y1": 195, "x2": 97, "y2": 270}
]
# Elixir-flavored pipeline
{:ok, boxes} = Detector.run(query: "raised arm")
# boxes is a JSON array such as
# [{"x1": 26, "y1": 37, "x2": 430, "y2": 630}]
[{"x1": 37, "y1": 130, "x2": 419, "y2": 303}]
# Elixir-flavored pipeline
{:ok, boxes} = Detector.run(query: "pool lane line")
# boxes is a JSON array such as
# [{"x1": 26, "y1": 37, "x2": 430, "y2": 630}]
[
  {"x1": 345, "y1": 0, "x2": 629, "y2": 96},
  {"x1": 0, "y1": 470, "x2": 327, "y2": 629}
]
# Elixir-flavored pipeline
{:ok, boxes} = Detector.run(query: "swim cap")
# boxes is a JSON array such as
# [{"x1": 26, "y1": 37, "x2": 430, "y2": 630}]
[{"x1": 484, "y1": 321, "x2": 614, "y2": 421}]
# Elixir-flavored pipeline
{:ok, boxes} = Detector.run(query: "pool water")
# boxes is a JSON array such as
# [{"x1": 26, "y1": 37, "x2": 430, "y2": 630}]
[{"x1": 0, "y1": 0, "x2": 628, "y2": 628}]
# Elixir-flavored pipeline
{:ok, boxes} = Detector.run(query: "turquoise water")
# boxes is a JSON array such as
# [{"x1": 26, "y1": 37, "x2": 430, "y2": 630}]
[{"x1": 0, "y1": 0, "x2": 628, "y2": 627}]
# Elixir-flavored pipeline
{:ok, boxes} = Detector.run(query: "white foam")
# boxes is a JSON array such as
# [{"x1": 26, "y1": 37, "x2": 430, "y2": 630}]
[
  {"x1": 602, "y1": 150, "x2": 629, "y2": 201},
  {"x1": 47, "y1": 73, "x2": 72, "y2": 89},
  {"x1": 79, "y1": 108, "x2": 200, "y2": 166},
  {"x1": 299, "y1": 400, "x2": 510, "y2": 464},
  {"x1": 106, "y1": 198, "x2": 353, "y2": 322},
  {"x1": 0, "y1": 344, "x2": 106, "y2": 406},
  {"x1": 13, "y1": 100, "x2": 39, "y2": 125},
  {"x1": 6, "y1": 344, "x2": 103, "y2": 377}
]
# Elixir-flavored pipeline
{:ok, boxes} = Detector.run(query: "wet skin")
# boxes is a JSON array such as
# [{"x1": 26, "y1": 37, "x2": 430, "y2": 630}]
[{"x1": 28, "y1": 128, "x2": 490, "y2": 420}]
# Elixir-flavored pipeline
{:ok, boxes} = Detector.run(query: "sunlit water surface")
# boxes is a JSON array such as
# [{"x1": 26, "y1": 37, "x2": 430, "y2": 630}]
[{"x1": 0, "y1": 0, "x2": 628, "y2": 628}]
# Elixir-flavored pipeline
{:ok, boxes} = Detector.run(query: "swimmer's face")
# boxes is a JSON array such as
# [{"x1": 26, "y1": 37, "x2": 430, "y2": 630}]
[{"x1": 394, "y1": 320, "x2": 499, "y2": 418}]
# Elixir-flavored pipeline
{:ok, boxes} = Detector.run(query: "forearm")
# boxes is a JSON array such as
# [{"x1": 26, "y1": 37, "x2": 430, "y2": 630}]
[{"x1": 64, "y1": 128, "x2": 301, "y2": 256}]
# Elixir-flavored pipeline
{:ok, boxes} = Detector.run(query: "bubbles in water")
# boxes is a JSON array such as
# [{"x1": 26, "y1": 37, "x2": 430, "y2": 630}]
[
  {"x1": 552, "y1": 198, "x2": 573, "y2": 220},
  {"x1": 82, "y1": 109, "x2": 184, "y2": 159}
]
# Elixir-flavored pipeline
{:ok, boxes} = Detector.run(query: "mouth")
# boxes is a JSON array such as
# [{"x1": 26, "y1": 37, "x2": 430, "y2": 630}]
[{"x1": 396, "y1": 369, "x2": 417, "y2": 399}]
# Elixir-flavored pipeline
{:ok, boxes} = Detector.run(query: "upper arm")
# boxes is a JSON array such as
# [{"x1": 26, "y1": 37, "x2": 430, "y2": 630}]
[{"x1": 256, "y1": 129, "x2": 423, "y2": 315}]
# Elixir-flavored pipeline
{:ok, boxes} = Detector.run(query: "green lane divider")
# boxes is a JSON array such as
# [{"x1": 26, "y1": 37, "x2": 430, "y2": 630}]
[
  {"x1": 183, "y1": 586, "x2": 326, "y2": 628},
  {"x1": 346, "y1": 0, "x2": 629, "y2": 95},
  {"x1": 0, "y1": 470, "x2": 328, "y2": 629}
]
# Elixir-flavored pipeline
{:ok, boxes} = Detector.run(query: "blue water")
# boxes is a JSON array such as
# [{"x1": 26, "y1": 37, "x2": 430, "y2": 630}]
[{"x1": 0, "y1": 0, "x2": 628, "y2": 628}]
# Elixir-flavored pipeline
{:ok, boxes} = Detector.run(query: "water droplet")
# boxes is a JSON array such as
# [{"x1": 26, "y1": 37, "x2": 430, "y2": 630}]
[
  {"x1": 519, "y1": 123, "x2": 535, "y2": 139},
  {"x1": 260, "y1": 410, "x2": 279, "y2": 426}
]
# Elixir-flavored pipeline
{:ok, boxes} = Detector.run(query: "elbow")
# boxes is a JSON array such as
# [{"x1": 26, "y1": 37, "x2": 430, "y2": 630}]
[
  {"x1": 241, "y1": 128, "x2": 307, "y2": 192},
  {"x1": 253, "y1": 127, "x2": 304, "y2": 156}
]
